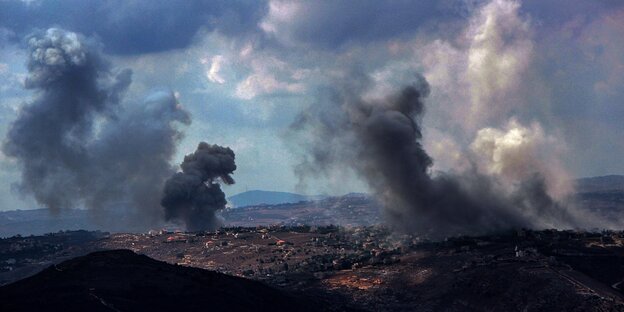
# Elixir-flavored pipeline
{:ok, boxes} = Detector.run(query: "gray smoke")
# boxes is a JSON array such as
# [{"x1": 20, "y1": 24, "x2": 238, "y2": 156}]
[
  {"x1": 161, "y1": 142, "x2": 236, "y2": 231},
  {"x1": 3, "y1": 28, "x2": 190, "y2": 230},
  {"x1": 293, "y1": 73, "x2": 599, "y2": 239}
]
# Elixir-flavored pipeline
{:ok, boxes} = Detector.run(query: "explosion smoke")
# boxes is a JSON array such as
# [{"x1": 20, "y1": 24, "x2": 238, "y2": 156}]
[
  {"x1": 293, "y1": 73, "x2": 604, "y2": 238},
  {"x1": 161, "y1": 142, "x2": 236, "y2": 231},
  {"x1": 3, "y1": 28, "x2": 190, "y2": 229}
]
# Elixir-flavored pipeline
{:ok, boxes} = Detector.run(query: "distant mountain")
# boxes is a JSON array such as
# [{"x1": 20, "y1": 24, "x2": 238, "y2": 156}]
[
  {"x1": 227, "y1": 190, "x2": 324, "y2": 208},
  {"x1": 576, "y1": 175, "x2": 624, "y2": 193},
  {"x1": 0, "y1": 209, "x2": 94, "y2": 238},
  {"x1": 0, "y1": 249, "x2": 319, "y2": 312},
  {"x1": 574, "y1": 175, "x2": 624, "y2": 219},
  {"x1": 0, "y1": 208, "x2": 136, "y2": 238},
  {"x1": 223, "y1": 193, "x2": 381, "y2": 227}
]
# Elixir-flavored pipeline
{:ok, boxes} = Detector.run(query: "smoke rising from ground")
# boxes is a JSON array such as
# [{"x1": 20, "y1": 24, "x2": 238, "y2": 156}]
[
  {"x1": 2, "y1": 28, "x2": 192, "y2": 230},
  {"x1": 292, "y1": 73, "x2": 607, "y2": 238},
  {"x1": 161, "y1": 142, "x2": 236, "y2": 231},
  {"x1": 470, "y1": 119, "x2": 573, "y2": 201}
]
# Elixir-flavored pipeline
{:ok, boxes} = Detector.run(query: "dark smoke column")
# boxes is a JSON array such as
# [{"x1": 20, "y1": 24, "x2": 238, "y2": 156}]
[
  {"x1": 2, "y1": 28, "x2": 131, "y2": 213},
  {"x1": 2, "y1": 28, "x2": 191, "y2": 230},
  {"x1": 291, "y1": 73, "x2": 592, "y2": 239},
  {"x1": 161, "y1": 142, "x2": 236, "y2": 231}
]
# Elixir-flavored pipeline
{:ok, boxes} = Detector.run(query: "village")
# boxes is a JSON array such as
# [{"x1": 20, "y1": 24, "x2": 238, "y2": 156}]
[{"x1": 2, "y1": 226, "x2": 624, "y2": 310}]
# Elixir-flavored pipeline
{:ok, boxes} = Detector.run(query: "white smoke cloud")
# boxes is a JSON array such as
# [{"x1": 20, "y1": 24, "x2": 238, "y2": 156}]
[
  {"x1": 418, "y1": 0, "x2": 575, "y2": 206},
  {"x1": 423, "y1": 128, "x2": 467, "y2": 173},
  {"x1": 471, "y1": 119, "x2": 573, "y2": 200},
  {"x1": 465, "y1": 0, "x2": 533, "y2": 128},
  {"x1": 418, "y1": 0, "x2": 534, "y2": 133}
]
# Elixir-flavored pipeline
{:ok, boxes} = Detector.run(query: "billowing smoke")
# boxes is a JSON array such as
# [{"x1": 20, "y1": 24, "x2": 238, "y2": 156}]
[
  {"x1": 161, "y1": 142, "x2": 236, "y2": 231},
  {"x1": 470, "y1": 119, "x2": 573, "y2": 201},
  {"x1": 292, "y1": 73, "x2": 607, "y2": 239},
  {"x1": 2, "y1": 28, "x2": 190, "y2": 230}
]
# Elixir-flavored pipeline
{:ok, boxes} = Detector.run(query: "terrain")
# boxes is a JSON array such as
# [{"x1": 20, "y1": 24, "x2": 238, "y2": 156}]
[
  {"x1": 0, "y1": 249, "x2": 320, "y2": 312},
  {"x1": 3, "y1": 227, "x2": 624, "y2": 311}
]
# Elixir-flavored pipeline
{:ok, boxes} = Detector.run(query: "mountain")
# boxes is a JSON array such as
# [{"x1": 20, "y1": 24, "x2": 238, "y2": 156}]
[
  {"x1": 0, "y1": 207, "x2": 135, "y2": 238},
  {"x1": 227, "y1": 190, "x2": 323, "y2": 208},
  {"x1": 574, "y1": 175, "x2": 624, "y2": 219},
  {"x1": 0, "y1": 208, "x2": 94, "y2": 238},
  {"x1": 576, "y1": 175, "x2": 624, "y2": 193},
  {"x1": 0, "y1": 249, "x2": 321, "y2": 312},
  {"x1": 223, "y1": 193, "x2": 381, "y2": 227}
]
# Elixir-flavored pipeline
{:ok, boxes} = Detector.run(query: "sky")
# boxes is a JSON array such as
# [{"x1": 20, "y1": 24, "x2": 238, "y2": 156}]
[{"x1": 0, "y1": 0, "x2": 623, "y2": 212}]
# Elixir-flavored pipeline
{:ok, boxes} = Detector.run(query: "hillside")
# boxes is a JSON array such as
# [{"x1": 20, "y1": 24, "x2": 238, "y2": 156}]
[
  {"x1": 3, "y1": 229, "x2": 624, "y2": 311},
  {"x1": 0, "y1": 249, "x2": 321, "y2": 312}
]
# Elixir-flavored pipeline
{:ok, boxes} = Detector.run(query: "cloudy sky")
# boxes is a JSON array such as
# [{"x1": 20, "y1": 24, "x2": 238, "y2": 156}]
[{"x1": 0, "y1": 0, "x2": 623, "y2": 211}]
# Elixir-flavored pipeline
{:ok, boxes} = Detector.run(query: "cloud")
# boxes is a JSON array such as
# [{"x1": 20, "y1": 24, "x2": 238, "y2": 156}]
[
  {"x1": 259, "y1": 0, "x2": 461, "y2": 49},
  {"x1": 0, "y1": 62, "x2": 25, "y2": 94},
  {"x1": 203, "y1": 55, "x2": 226, "y2": 84},
  {"x1": 0, "y1": 0, "x2": 266, "y2": 55},
  {"x1": 235, "y1": 73, "x2": 305, "y2": 100},
  {"x1": 234, "y1": 47, "x2": 307, "y2": 99}
]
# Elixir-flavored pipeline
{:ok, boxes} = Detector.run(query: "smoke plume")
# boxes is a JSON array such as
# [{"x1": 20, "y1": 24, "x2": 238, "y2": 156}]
[
  {"x1": 3, "y1": 28, "x2": 190, "y2": 229},
  {"x1": 292, "y1": 73, "x2": 605, "y2": 238},
  {"x1": 161, "y1": 142, "x2": 236, "y2": 231}
]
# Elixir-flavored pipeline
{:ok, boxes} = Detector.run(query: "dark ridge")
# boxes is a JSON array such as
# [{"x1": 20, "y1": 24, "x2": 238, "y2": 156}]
[{"x1": 0, "y1": 249, "x2": 321, "y2": 312}]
